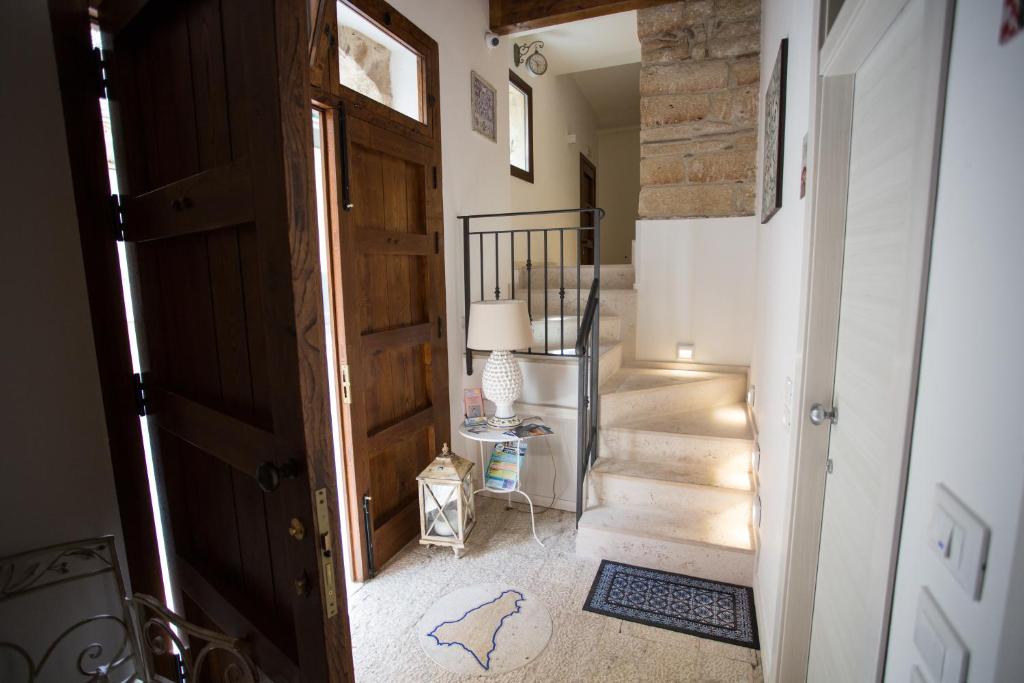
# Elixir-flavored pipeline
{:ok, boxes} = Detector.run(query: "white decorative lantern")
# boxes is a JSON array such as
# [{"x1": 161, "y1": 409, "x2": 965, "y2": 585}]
[{"x1": 417, "y1": 443, "x2": 476, "y2": 557}]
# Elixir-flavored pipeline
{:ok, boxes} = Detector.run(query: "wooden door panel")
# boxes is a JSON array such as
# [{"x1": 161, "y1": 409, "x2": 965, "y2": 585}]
[
  {"x1": 97, "y1": 0, "x2": 352, "y2": 679},
  {"x1": 340, "y1": 118, "x2": 448, "y2": 574},
  {"x1": 318, "y1": 1, "x2": 449, "y2": 580}
]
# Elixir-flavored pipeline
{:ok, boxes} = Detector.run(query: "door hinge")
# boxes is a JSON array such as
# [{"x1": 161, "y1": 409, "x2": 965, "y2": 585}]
[
  {"x1": 340, "y1": 364, "x2": 352, "y2": 404},
  {"x1": 92, "y1": 47, "x2": 110, "y2": 98},
  {"x1": 132, "y1": 372, "x2": 148, "y2": 416},
  {"x1": 110, "y1": 194, "x2": 126, "y2": 241},
  {"x1": 314, "y1": 488, "x2": 339, "y2": 618}
]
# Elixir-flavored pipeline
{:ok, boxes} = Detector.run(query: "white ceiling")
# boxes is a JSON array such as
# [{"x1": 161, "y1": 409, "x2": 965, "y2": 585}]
[
  {"x1": 510, "y1": 10, "x2": 640, "y2": 76},
  {"x1": 571, "y1": 62, "x2": 641, "y2": 129}
]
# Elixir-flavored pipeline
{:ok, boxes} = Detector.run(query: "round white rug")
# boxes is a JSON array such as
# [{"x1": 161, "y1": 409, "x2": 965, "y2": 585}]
[{"x1": 416, "y1": 583, "x2": 551, "y2": 676}]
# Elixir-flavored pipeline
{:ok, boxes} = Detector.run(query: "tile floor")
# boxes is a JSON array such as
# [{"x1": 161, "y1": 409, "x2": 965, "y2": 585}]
[{"x1": 346, "y1": 497, "x2": 763, "y2": 682}]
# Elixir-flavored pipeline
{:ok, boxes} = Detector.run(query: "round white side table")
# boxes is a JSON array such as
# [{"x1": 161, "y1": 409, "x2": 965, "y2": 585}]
[{"x1": 458, "y1": 419, "x2": 554, "y2": 547}]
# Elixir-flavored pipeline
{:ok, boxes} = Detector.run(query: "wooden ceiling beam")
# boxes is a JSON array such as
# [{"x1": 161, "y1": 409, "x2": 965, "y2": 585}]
[{"x1": 490, "y1": 0, "x2": 676, "y2": 35}]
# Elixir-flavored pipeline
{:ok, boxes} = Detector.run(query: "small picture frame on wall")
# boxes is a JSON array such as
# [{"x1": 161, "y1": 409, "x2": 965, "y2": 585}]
[
  {"x1": 761, "y1": 38, "x2": 788, "y2": 224},
  {"x1": 470, "y1": 71, "x2": 497, "y2": 142}
]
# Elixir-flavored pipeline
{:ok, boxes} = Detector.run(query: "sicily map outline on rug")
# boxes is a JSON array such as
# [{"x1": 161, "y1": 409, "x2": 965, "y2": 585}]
[{"x1": 426, "y1": 589, "x2": 526, "y2": 670}]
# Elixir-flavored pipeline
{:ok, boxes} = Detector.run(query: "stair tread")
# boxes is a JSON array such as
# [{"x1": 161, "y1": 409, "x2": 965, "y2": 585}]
[
  {"x1": 472, "y1": 341, "x2": 621, "y2": 362},
  {"x1": 610, "y1": 403, "x2": 754, "y2": 441},
  {"x1": 578, "y1": 503, "x2": 754, "y2": 552},
  {"x1": 600, "y1": 368, "x2": 728, "y2": 396},
  {"x1": 592, "y1": 457, "x2": 754, "y2": 492}
]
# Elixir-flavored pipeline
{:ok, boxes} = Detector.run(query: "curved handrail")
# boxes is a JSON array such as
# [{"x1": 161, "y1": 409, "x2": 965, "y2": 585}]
[
  {"x1": 457, "y1": 207, "x2": 605, "y2": 220},
  {"x1": 574, "y1": 279, "x2": 600, "y2": 356}
]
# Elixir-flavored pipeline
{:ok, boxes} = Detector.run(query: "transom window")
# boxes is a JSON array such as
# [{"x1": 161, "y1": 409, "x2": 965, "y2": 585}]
[{"x1": 337, "y1": 1, "x2": 424, "y2": 122}]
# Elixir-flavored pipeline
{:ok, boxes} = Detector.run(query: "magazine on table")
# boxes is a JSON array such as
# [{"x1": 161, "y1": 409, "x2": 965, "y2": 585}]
[
  {"x1": 485, "y1": 441, "x2": 526, "y2": 491},
  {"x1": 502, "y1": 422, "x2": 553, "y2": 439}
]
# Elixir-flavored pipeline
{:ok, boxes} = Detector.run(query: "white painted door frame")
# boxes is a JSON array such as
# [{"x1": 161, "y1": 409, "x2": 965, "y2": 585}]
[{"x1": 769, "y1": 0, "x2": 955, "y2": 680}]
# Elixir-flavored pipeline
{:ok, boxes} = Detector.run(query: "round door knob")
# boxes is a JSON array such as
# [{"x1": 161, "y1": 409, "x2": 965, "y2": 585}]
[
  {"x1": 288, "y1": 518, "x2": 306, "y2": 541},
  {"x1": 256, "y1": 459, "x2": 302, "y2": 493},
  {"x1": 809, "y1": 403, "x2": 837, "y2": 426}
]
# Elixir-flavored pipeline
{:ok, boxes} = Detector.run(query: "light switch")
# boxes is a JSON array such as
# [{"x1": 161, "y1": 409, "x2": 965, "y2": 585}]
[
  {"x1": 913, "y1": 588, "x2": 968, "y2": 683},
  {"x1": 929, "y1": 484, "x2": 990, "y2": 599},
  {"x1": 929, "y1": 507, "x2": 954, "y2": 559}
]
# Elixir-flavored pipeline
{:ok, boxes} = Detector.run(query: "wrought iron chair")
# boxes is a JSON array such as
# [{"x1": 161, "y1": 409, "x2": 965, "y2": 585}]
[{"x1": 0, "y1": 536, "x2": 260, "y2": 682}]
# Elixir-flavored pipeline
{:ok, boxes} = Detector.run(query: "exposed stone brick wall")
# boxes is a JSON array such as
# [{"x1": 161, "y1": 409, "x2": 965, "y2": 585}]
[{"x1": 638, "y1": 0, "x2": 760, "y2": 219}]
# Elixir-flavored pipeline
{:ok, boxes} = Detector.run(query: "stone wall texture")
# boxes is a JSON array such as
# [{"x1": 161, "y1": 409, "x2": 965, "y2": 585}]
[{"x1": 638, "y1": 0, "x2": 760, "y2": 219}]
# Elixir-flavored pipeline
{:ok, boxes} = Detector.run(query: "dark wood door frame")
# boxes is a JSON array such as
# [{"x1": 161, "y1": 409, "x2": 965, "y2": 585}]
[
  {"x1": 580, "y1": 153, "x2": 597, "y2": 266},
  {"x1": 47, "y1": 0, "x2": 164, "y2": 603}
]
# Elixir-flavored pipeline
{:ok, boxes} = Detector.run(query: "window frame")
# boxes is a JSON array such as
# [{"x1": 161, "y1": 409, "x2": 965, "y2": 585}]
[{"x1": 508, "y1": 70, "x2": 534, "y2": 184}]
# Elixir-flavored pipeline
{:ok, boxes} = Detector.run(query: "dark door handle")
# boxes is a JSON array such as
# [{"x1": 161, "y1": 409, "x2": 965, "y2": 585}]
[{"x1": 256, "y1": 459, "x2": 301, "y2": 492}]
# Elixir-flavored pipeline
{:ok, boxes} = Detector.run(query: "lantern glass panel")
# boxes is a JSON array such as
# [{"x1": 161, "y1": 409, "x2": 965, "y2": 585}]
[{"x1": 423, "y1": 482, "x2": 459, "y2": 538}]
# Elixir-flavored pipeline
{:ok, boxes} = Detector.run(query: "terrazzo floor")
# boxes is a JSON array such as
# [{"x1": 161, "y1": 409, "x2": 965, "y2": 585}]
[{"x1": 346, "y1": 497, "x2": 763, "y2": 682}]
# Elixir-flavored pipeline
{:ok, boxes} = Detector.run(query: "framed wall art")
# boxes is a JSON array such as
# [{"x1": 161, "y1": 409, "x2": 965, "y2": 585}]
[
  {"x1": 761, "y1": 38, "x2": 788, "y2": 224},
  {"x1": 471, "y1": 71, "x2": 497, "y2": 142}
]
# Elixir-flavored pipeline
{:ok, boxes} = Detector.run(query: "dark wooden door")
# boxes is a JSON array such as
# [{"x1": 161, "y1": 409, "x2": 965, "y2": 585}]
[
  {"x1": 311, "y1": 0, "x2": 451, "y2": 580},
  {"x1": 580, "y1": 154, "x2": 597, "y2": 265},
  {"x1": 94, "y1": 0, "x2": 352, "y2": 680}
]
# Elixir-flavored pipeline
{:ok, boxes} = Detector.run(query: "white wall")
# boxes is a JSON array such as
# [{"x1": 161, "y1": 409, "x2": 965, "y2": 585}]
[
  {"x1": 884, "y1": 2, "x2": 1024, "y2": 679},
  {"x1": 0, "y1": 0, "x2": 122, "y2": 565},
  {"x1": 596, "y1": 126, "x2": 640, "y2": 264},
  {"x1": 635, "y1": 218, "x2": 758, "y2": 366},
  {"x1": 509, "y1": 68, "x2": 599, "y2": 265},
  {"x1": 748, "y1": 0, "x2": 818, "y2": 674},
  {"x1": 0, "y1": 0, "x2": 129, "y2": 662}
]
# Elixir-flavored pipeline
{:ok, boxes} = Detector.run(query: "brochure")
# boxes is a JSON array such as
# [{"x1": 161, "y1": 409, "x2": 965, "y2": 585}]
[
  {"x1": 485, "y1": 441, "x2": 526, "y2": 491},
  {"x1": 502, "y1": 423, "x2": 553, "y2": 439},
  {"x1": 463, "y1": 388, "x2": 486, "y2": 426}
]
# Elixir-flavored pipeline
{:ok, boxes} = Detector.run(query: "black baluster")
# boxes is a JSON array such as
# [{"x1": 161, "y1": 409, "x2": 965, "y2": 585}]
[
  {"x1": 544, "y1": 237, "x2": 549, "y2": 354},
  {"x1": 494, "y1": 233, "x2": 500, "y2": 300},
  {"x1": 478, "y1": 233, "x2": 484, "y2": 300},
  {"x1": 559, "y1": 228, "x2": 565, "y2": 353},
  {"x1": 577, "y1": 226, "x2": 581, "y2": 347},
  {"x1": 510, "y1": 232, "x2": 516, "y2": 301},
  {"x1": 526, "y1": 240, "x2": 533, "y2": 353}
]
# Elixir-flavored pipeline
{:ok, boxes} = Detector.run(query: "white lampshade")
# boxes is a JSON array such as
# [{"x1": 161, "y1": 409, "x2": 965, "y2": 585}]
[{"x1": 467, "y1": 300, "x2": 533, "y2": 351}]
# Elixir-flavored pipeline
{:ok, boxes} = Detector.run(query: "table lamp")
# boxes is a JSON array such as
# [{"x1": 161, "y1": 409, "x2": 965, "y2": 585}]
[{"x1": 467, "y1": 300, "x2": 533, "y2": 427}]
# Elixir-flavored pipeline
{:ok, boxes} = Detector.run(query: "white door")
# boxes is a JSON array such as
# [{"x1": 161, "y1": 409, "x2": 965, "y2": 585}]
[{"x1": 807, "y1": 0, "x2": 952, "y2": 680}]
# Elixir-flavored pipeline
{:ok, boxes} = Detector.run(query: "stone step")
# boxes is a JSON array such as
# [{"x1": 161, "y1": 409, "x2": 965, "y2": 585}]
[
  {"x1": 527, "y1": 286, "x2": 637, "y2": 318},
  {"x1": 599, "y1": 426, "x2": 753, "y2": 471},
  {"x1": 576, "y1": 503, "x2": 755, "y2": 585},
  {"x1": 608, "y1": 402, "x2": 755, "y2": 441},
  {"x1": 590, "y1": 455, "x2": 754, "y2": 495},
  {"x1": 469, "y1": 342, "x2": 623, "y2": 408},
  {"x1": 599, "y1": 369, "x2": 747, "y2": 426},
  {"x1": 514, "y1": 263, "x2": 635, "y2": 290},
  {"x1": 530, "y1": 314, "x2": 621, "y2": 350},
  {"x1": 588, "y1": 459, "x2": 752, "y2": 516}
]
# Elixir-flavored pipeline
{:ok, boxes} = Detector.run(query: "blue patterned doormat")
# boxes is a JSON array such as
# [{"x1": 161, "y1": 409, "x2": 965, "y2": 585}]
[{"x1": 583, "y1": 560, "x2": 759, "y2": 649}]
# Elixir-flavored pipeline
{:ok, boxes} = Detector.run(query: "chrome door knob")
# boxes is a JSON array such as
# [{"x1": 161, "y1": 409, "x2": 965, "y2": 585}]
[{"x1": 809, "y1": 403, "x2": 838, "y2": 425}]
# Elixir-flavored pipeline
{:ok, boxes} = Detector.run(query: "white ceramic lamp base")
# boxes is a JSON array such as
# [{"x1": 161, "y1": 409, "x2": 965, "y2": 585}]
[{"x1": 481, "y1": 350, "x2": 523, "y2": 428}]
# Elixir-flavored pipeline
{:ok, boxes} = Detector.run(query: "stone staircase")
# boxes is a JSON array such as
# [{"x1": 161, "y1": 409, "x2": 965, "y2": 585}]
[
  {"x1": 577, "y1": 367, "x2": 756, "y2": 585},
  {"x1": 510, "y1": 261, "x2": 756, "y2": 585}
]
